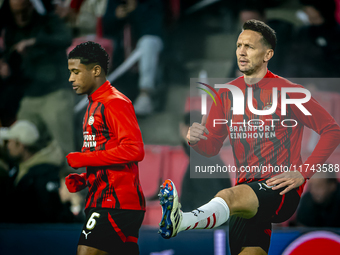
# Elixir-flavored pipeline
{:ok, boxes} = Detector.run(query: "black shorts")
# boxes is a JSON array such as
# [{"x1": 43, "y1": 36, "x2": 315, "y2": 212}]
[
  {"x1": 229, "y1": 180, "x2": 300, "y2": 255},
  {"x1": 78, "y1": 208, "x2": 145, "y2": 255}
]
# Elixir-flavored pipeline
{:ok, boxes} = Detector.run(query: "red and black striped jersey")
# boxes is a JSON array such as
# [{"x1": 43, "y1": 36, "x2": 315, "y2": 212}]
[
  {"x1": 192, "y1": 70, "x2": 340, "y2": 196},
  {"x1": 78, "y1": 81, "x2": 145, "y2": 210}
]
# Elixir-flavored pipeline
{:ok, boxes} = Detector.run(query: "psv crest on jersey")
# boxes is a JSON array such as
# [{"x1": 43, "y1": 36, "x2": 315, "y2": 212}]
[
  {"x1": 263, "y1": 102, "x2": 272, "y2": 110},
  {"x1": 88, "y1": 115, "x2": 95, "y2": 125}
]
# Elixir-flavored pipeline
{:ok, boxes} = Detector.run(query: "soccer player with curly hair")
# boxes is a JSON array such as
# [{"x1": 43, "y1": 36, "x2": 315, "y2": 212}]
[{"x1": 66, "y1": 41, "x2": 145, "y2": 255}]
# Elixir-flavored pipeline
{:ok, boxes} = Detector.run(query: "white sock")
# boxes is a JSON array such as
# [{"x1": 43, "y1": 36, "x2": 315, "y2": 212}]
[{"x1": 178, "y1": 197, "x2": 230, "y2": 232}]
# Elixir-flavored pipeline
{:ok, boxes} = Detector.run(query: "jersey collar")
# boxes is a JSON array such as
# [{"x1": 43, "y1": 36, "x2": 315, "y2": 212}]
[
  {"x1": 88, "y1": 80, "x2": 111, "y2": 101},
  {"x1": 245, "y1": 69, "x2": 276, "y2": 88}
]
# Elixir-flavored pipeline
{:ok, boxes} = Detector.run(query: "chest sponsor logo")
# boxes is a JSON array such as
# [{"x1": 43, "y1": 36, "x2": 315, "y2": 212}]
[
  {"x1": 228, "y1": 123, "x2": 277, "y2": 140},
  {"x1": 83, "y1": 134, "x2": 97, "y2": 148}
]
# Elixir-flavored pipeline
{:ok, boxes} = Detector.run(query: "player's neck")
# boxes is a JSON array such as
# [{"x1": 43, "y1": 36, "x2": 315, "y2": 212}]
[
  {"x1": 244, "y1": 65, "x2": 268, "y2": 85},
  {"x1": 99, "y1": 77, "x2": 108, "y2": 86},
  {"x1": 88, "y1": 78, "x2": 108, "y2": 96}
]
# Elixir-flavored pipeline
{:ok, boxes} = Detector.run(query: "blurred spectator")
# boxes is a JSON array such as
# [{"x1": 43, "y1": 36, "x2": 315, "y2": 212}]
[
  {"x1": 0, "y1": 120, "x2": 68, "y2": 223},
  {"x1": 69, "y1": 0, "x2": 164, "y2": 116},
  {"x1": 229, "y1": 0, "x2": 294, "y2": 77},
  {"x1": 0, "y1": 50, "x2": 25, "y2": 127},
  {"x1": 55, "y1": 0, "x2": 78, "y2": 24},
  {"x1": 0, "y1": 130, "x2": 9, "y2": 197},
  {"x1": 0, "y1": 0, "x2": 57, "y2": 28},
  {"x1": 297, "y1": 171, "x2": 340, "y2": 227},
  {"x1": 285, "y1": 0, "x2": 340, "y2": 83},
  {"x1": 103, "y1": 0, "x2": 163, "y2": 116},
  {"x1": 1, "y1": 0, "x2": 75, "y2": 155},
  {"x1": 0, "y1": 0, "x2": 7, "y2": 32},
  {"x1": 179, "y1": 111, "x2": 231, "y2": 212}
]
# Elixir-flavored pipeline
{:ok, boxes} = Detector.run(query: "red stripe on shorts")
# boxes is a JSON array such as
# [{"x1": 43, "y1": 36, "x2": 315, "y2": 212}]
[
  {"x1": 275, "y1": 194, "x2": 285, "y2": 215},
  {"x1": 192, "y1": 222, "x2": 199, "y2": 229},
  {"x1": 264, "y1": 229, "x2": 272, "y2": 236},
  {"x1": 107, "y1": 212, "x2": 138, "y2": 243}
]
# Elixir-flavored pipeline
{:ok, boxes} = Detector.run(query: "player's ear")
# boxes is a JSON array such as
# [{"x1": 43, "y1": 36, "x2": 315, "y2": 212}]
[
  {"x1": 264, "y1": 48, "x2": 274, "y2": 62},
  {"x1": 93, "y1": 65, "x2": 102, "y2": 77}
]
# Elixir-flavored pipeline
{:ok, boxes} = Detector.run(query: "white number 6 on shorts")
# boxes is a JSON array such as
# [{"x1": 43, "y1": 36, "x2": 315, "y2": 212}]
[{"x1": 86, "y1": 212, "x2": 100, "y2": 230}]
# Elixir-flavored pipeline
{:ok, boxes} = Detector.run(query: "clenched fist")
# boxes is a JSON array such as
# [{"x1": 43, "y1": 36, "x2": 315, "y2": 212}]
[{"x1": 186, "y1": 115, "x2": 209, "y2": 145}]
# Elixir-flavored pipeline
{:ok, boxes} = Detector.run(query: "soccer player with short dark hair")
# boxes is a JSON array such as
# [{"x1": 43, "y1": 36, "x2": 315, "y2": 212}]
[
  {"x1": 158, "y1": 20, "x2": 340, "y2": 255},
  {"x1": 65, "y1": 41, "x2": 145, "y2": 255}
]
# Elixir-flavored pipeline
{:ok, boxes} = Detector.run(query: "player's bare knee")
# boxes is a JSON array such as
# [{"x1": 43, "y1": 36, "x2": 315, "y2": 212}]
[
  {"x1": 216, "y1": 186, "x2": 258, "y2": 217},
  {"x1": 215, "y1": 188, "x2": 235, "y2": 209},
  {"x1": 235, "y1": 185, "x2": 259, "y2": 218}
]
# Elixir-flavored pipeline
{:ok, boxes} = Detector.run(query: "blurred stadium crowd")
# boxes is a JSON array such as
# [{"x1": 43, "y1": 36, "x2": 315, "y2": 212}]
[{"x1": 0, "y1": 0, "x2": 340, "y2": 229}]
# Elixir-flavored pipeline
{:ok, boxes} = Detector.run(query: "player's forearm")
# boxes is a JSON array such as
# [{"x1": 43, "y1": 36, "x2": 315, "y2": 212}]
[
  {"x1": 301, "y1": 123, "x2": 340, "y2": 179},
  {"x1": 72, "y1": 142, "x2": 145, "y2": 168},
  {"x1": 190, "y1": 136, "x2": 223, "y2": 158}
]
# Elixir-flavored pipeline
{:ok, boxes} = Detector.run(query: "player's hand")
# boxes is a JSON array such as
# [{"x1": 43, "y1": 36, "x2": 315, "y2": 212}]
[
  {"x1": 66, "y1": 152, "x2": 83, "y2": 169},
  {"x1": 65, "y1": 173, "x2": 87, "y2": 193},
  {"x1": 186, "y1": 115, "x2": 209, "y2": 145},
  {"x1": 266, "y1": 171, "x2": 305, "y2": 195}
]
